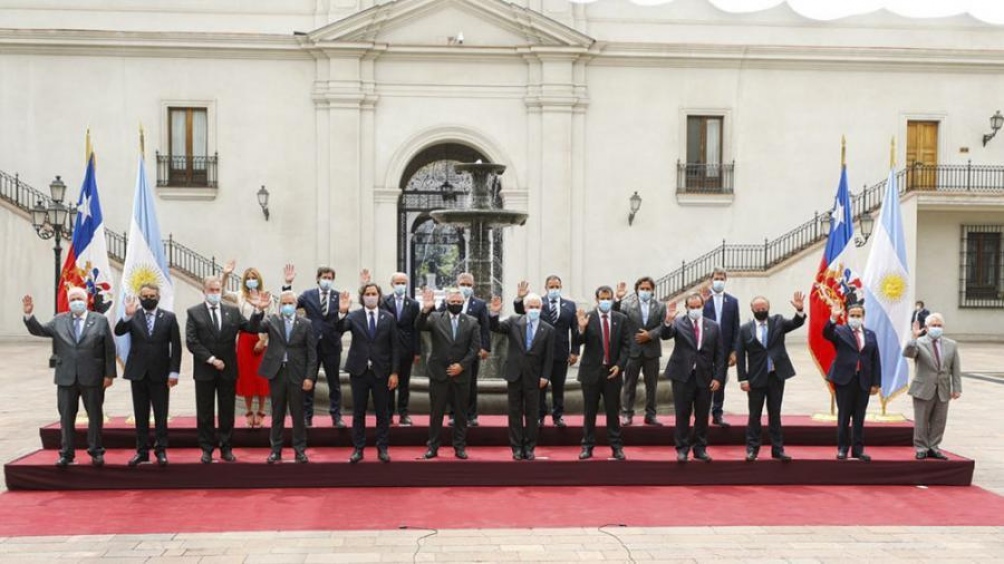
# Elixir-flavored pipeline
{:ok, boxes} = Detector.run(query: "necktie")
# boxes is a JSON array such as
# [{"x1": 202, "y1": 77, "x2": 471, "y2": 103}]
[
  {"x1": 526, "y1": 321, "x2": 534, "y2": 350},
  {"x1": 285, "y1": 318, "x2": 293, "y2": 341},
  {"x1": 550, "y1": 300, "x2": 559, "y2": 324},
  {"x1": 451, "y1": 315, "x2": 459, "y2": 340},
  {"x1": 761, "y1": 323, "x2": 773, "y2": 372},
  {"x1": 146, "y1": 312, "x2": 155, "y2": 336},
  {"x1": 601, "y1": 314, "x2": 611, "y2": 365},
  {"x1": 396, "y1": 298, "x2": 403, "y2": 320},
  {"x1": 210, "y1": 306, "x2": 220, "y2": 331},
  {"x1": 932, "y1": 339, "x2": 942, "y2": 370},
  {"x1": 693, "y1": 320, "x2": 702, "y2": 349},
  {"x1": 368, "y1": 311, "x2": 377, "y2": 339},
  {"x1": 854, "y1": 329, "x2": 863, "y2": 371},
  {"x1": 74, "y1": 316, "x2": 83, "y2": 343},
  {"x1": 321, "y1": 291, "x2": 329, "y2": 316}
]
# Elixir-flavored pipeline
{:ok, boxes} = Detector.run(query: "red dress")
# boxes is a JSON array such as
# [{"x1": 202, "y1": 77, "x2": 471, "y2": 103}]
[{"x1": 235, "y1": 296, "x2": 270, "y2": 398}]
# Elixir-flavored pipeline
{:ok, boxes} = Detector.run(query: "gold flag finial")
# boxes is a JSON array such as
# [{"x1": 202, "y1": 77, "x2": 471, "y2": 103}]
[
  {"x1": 85, "y1": 128, "x2": 93, "y2": 163},
  {"x1": 139, "y1": 123, "x2": 146, "y2": 159},
  {"x1": 841, "y1": 135, "x2": 846, "y2": 167},
  {"x1": 890, "y1": 136, "x2": 896, "y2": 168}
]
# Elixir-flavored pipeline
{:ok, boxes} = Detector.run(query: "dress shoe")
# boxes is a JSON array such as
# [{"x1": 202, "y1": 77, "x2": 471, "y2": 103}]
[
  {"x1": 836, "y1": 449, "x2": 848, "y2": 460},
  {"x1": 399, "y1": 415, "x2": 413, "y2": 427},
  {"x1": 620, "y1": 415, "x2": 632, "y2": 427},
  {"x1": 512, "y1": 450, "x2": 524, "y2": 461},
  {"x1": 423, "y1": 448, "x2": 438, "y2": 459},
  {"x1": 524, "y1": 450, "x2": 536, "y2": 461},
  {"x1": 201, "y1": 451, "x2": 213, "y2": 464},
  {"x1": 454, "y1": 448, "x2": 469, "y2": 460},
  {"x1": 128, "y1": 453, "x2": 150, "y2": 467},
  {"x1": 929, "y1": 450, "x2": 949, "y2": 460},
  {"x1": 676, "y1": 451, "x2": 689, "y2": 463},
  {"x1": 378, "y1": 449, "x2": 391, "y2": 463},
  {"x1": 771, "y1": 451, "x2": 792, "y2": 462},
  {"x1": 267, "y1": 452, "x2": 282, "y2": 464},
  {"x1": 745, "y1": 450, "x2": 758, "y2": 462},
  {"x1": 469, "y1": 417, "x2": 479, "y2": 427},
  {"x1": 333, "y1": 416, "x2": 346, "y2": 429},
  {"x1": 712, "y1": 416, "x2": 731, "y2": 428},
  {"x1": 644, "y1": 417, "x2": 663, "y2": 427},
  {"x1": 91, "y1": 454, "x2": 105, "y2": 467},
  {"x1": 915, "y1": 451, "x2": 928, "y2": 460},
  {"x1": 349, "y1": 448, "x2": 364, "y2": 464},
  {"x1": 304, "y1": 416, "x2": 313, "y2": 428},
  {"x1": 611, "y1": 447, "x2": 626, "y2": 461},
  {"x1": 554, "y1": 417, "x2": 567, "y2": 428},
  {"x1": 537, "y1": 417, "x2": 545, "y2": 428},
  {"x1": 852, "y1": 452, "x2": 871, "y2": 462},
  {"x1": 155, "y1": 452, "x2": 168, "y2": 467},
  {"x1": 693, "y1": 450, "x2": 713, "y2": 462},
  {"x1": 220, "y1": 450, "x2": 237, "y2": 462},
  {"x1": 55, "y1": 456, "x2": 73, "y2": 468},
  {"x1": 578, "y1": 447, "x2": 593, "y2": 460},
  {"x1": 295, "y1": 452, "x2": 309, "y2": 464}
]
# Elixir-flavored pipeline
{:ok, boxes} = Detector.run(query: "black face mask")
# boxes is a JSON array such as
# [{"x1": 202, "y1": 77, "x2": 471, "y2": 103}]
[
  {"x1": 446, "y1": 303, "x2": 464, "y2": 315},
  {"x1": 140, "y1": 298, "x2": 159, "y2": 311},
  {"x1": 753, "y1": 310, "x2": 769, "y2": 321}
]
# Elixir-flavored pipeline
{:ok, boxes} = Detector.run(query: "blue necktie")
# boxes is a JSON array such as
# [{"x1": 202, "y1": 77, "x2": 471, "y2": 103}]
[
  {"x1": 525, "y1": 321, "x2": 534, "y2": 350},
  {"x1": 368, "y1": 311, "x2": 377, "y2": 339},
  {"x1": 74, "y1": 317, "x2": 83, "y2": 343},
  {"x1": 146, "y1": 312, "x2": 155, "y2": 336},
  {"x1": 760, "y1": 323, "x2": 773, "y2": 372},
  {"x1": 451, "y1": 316, "x2": 458, "y2": 340}
]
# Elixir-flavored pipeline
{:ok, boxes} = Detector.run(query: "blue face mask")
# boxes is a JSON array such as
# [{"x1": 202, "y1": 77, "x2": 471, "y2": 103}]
[
  {"x1": 527, "y1": 309, "x2": 541, "y2": 322},
  {"x1": 459, "y1": 286, "x2": 474, "y2": 299},
  {"x1": 597, "y1": 300, "x2": 613, "y2": 313},
  {"x1": 318, "y1": 278, "x2": 333, "y2": 291},
  {"x1": 927, "y1": 327, "x2": 943, "y2": 339},
  {"x1": 547, "y1": 288, "x2": 561, "y2": 301},
  {"x1": 687, "y1": 308, "x2": 703, "y2": 321},
  {"x1": 69, "y1": 299, "x2": 87, "y2": 315},
  {"x1": 245, "y1": 279, "x2": 259, "y2": 290},
  {"x1": 281, "y1": 304, "x2": 296, "y2": 318},
  {"x1": 393, "y1": 284, "x2": 407, "y2": 296},
  {"x1": 205, "y1": 293, "x2": 222, "y2": 306},
  {"x1": 711, "y1": 280, "x2": 726, "y2": 294},
  {"x1": 638, "y1": 290, "x2": 652, "y2": 302}
]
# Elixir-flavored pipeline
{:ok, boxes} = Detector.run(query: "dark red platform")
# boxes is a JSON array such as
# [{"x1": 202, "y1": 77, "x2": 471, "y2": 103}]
[{"x1": 4, "y1": 445, "x2": 974, "y2": 491}]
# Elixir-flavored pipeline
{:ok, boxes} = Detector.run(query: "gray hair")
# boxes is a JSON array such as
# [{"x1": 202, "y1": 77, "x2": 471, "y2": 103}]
[
  {"x1": 66, "y1": 286, "x2": 87, "y2": 300},
  {"x1": 926, "y1": 312, "x2": 945, "y2": 327},
  {"x1": 445, "y1": 287, "x2": 463, "y2": 300},
  {"x1": 139, "y1": 283, "x2": 160, "y2": 295},
  {"x1": 202, "y1": 276, "x2": 222, "y2": 290},
  {"x1": 279, "y1": 290, "x2": 298, "y2": 302},
  {"x1": 712, "y1": 267, "x2": 727, "y2": 278},
  {"x1": 524, "y1": 292, "x2": 543, "y2": 308}
]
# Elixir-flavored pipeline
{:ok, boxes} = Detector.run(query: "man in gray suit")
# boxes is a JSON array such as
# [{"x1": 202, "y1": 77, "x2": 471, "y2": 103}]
[
  {"x1": 22, "y1": 287, "x2": 116, "y2": 467},
  {"x1": 489, "y1": 293, "x2": 555, "y2": 460},
  {"x1": 904, "y1": 312, "x2": 961, "y2": 460},
  {"x1": 416, "y1": 287, "x2": 481, "y2": 459},
  {"x1": 614, "y1": 277, "x2": 667, "y2": 427},
  {"x1": 257, "y1": 291, "x2": 317, "y2": 464}
]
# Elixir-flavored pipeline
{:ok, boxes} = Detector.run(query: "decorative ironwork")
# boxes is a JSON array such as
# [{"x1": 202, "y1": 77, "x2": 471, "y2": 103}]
[
  {"x1": 677, "y1": 161, "x2": 735, "y2": 194},
  {"x1": 156, "y1": 152, "x2": 218, "y2": 188},
  {"x1": 960, "y1": 225, "x2": 1004, "y2": 308}
]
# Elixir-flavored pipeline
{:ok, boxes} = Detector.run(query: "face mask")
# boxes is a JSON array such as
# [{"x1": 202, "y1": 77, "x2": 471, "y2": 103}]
[
  {"x1": 711, "y1": 280, "x2": 726, "y2": 294},
  {"x1": 638, "y1": 290, "x2": 652, "y2": 303},
  {"x1": 69, "y1": 299, "x2": 87, "y2": 315},
  {"x1": 527, "y1": 309, "x2": 541, "y2": 322},
  {"x1": 140, "y1": 298, "x2": 159, "y2": 311},
  {"x1": 245, "y1": 279, "x2": 259, "y2": 290},
  {"x1": 446, "y1": 303, "x2": 463, "y2": 315},
  {"x1": 927, "y1": 327, "x2": 943, "y2": 339},
  {"x1": 847, "y1": 317, "x2": 863, "y2": 330},
  {"x1": 318, "y1": 279, "x2": 333, "y2": 291},
  {"x1": 459, "y1": 285, "x2": 473, "y2": 299},
  {"x1": 205, "y1": 293, "x2": 221, "y2": 306},
  {"x1": 280, "y1": 304, "x2": 296, "y2": 318},
  {"x1": 753, "y1": 310, "x2": 769, "y2": 322},
  {"x1": 546, "y1": 289, "x2": 561, "y2": 301},
  {"x1": 393, "y1": 284, "x2": 407, "y2": 296},
  {"x1": 687, "y1": 308, "x2": 703, "y2": 321},
  {"x1": 597, "y1": 300, "x2": 612, "y2": 313},
  {"x1": 363, "y1": 295, "x2": 379, "y2": 309}
]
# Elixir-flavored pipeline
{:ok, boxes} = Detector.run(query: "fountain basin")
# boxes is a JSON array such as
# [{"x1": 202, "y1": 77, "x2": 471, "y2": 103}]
[{"x1": 429, "y1": 209, "x2": 527, "y2": 227}]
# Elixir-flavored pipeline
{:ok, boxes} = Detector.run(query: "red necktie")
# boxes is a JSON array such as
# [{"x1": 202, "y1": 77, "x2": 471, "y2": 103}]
[
  {"x1": 693, "y1": 320, "x2": 701, "y2": 349},
  {"x1": 601, "y1": 314, "x2": 611, "y2": 365},
  {"x1": 854, "y1": 329, "x2": 863, "y2": 371}
]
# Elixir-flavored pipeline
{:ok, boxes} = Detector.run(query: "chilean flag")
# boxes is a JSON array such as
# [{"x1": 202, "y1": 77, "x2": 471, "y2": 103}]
[
  {"x1": 809, "y1": 165, "x2": 863, "y2": 390},
  {"x1": 57, "y1": 147, "x2": 114, "y2": 322}
]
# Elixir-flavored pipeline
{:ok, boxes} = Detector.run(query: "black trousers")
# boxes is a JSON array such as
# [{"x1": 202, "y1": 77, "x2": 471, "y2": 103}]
[
  {"x1": 350, "y1": 369, "x2": 390, "y2": 450},
  {"x1": 195, "y1": 376, "x2": 236, "y2": 453},
  {"x1": 269, "y1": 367, "x2": 307, "y2": 455},
  {"x1": 449, "y1": 358, "x2": 481, "y2": 420},
  {"x1": 56, "y1": 382, "x2": 105, "y2": 459},
  {"x1": 711, "y1": 367, "x2": 729, "y2": 418},
  {"x1": 621, "y1": 356, "x2": 660, "y2": 419},
  {"x1": 672, "y1": 375, "x2": 712, "y2": 453},
  {"x1": 539, "y1": 358, "x2": 570, "y2": 420},
  {"x1": 305, "y1": 344, "x2": 341, "y2": 420},
  {"x1": 507, "y1": 375, "x2": 541, "y2": 452},
  {"x1": 130, "y1": 377, "x2": 170, "y2": 455},
  {"x1": 388, "y1": 352, "x2": 414, "y2": 417},
  {"x1": 746, "y1": 373, "x2": 786, "y2": 454},
  {"x1": 581, "y1": 373, "x2": 623, "y2": 449},
  {"x1": 835, "y1": 373, "x2": 871, "y2": 455},
  {"x1": 429, "y1": 376, "x2": 469, "y2": 450}
]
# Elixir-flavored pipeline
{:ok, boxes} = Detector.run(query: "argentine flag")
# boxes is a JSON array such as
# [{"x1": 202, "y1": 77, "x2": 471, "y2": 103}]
[
  {"x1": 116, "y1": 151, "x2": 174, "y2": 361},
  {"x1": 862, "y1": 166, "x2": 912, "y2": 403}
]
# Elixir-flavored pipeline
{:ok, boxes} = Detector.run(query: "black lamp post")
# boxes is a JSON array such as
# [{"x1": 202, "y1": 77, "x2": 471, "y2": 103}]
[
  {"x1": 29, "y1": 175, "x2": 75, "y2": 367},
  {"x1": 628, "y1": 191, "x2": 642, "y2": 225},
  {"x1": 983, "y1": 111, "x2": 1004, "y2": 146},
  {"x1": 257, "y1": 185, "x2": 270, "y2": 220},
  {"x1": 854, "y1": 211, "x2": 875, "y2": 247}
]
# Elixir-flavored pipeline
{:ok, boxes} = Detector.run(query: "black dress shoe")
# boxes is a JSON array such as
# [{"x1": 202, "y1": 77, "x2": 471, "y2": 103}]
[
  {"x1": 745, "y1": 450, "x2": 758, "y2": 462},
  {"x1": 676, "y1": 451, "x2": 689, "y2": 463},
  {"x1": 578, "y1": 447, "x2": 593, "y2": 460},
  {"x1": 693, "y1": 450, "x2": 713, "y2": 462},
  {"x1": 155, "y1": 452, "x2": 168, "y2": 467},
  {"x1": 916, "y1": 451, "x2": 928, "y2": 460},
  {"x1": 399, "y1": 415, "x2": 413, "y2": 427},
  {"x1": 554, "y1": 417, "x2": 567, "y2": 428},
  {"x1": 378, "y1": 449, "x2": 391, "y2": 463},
  {"x1": 91, "y1": 454, "x2": 105, "y2": 467},
  {"x1": 128, "y1": 453, "x2": 150, "y2": 467},
  {"x1": 295, "y1": 452, "x2": 309, "y2": 464},
  {"x1": 454, "y1": 448, "x2": 469, "y2": 460},
  {"x1": 712, "y1": 416, "x2": 731, "y2": 428},
  {"x1": 644, "y1": 417, "x2": 663, "y2": 427},
  {"x1": 349, "y1": 448, "x2": 364, "y2": 464},
  {"x1": 929, "y1": 450, "x2": 949, "y2": 460},
  {"x1": 201, "y1": 451, "x2": 213, "y2": 464},
  {"x1": 853, "y1": 452, "x2": 871, "y2": 462},
  {"x1": 771, "y1": 451, "x2": 792, "y2": 462},
  {"x1": 55, "y1": 456, "x2": 73, "y2": 468},
  {"x1": 469, "y1": 417, "x2": 479, "y2": 427},
  {"x1": 220, "y1": 451, "x2": 237, "y2": 462},
  {"x1": 537, "y1": 417, "x2": 545, "y2": 427},
  {"x1": 304, "y1": 417, "x2": 313, "y2": 428},
  {"x1": 423, "y1": 448, "x2": 438, "y2": 459},
  {"x1": 512, "y1": 450, "x2": 524, "y2": 461},
  {"x1": 611, "y1": 447, "x2": 626, "y2": 461},
  {"x1": 836, "y1": 450, "x2": 848, "y2": 460},
  {"x1": 333, "y1": 416, "x2": 346, "y2": 429},
  {"x1": 267, "y1": 452, "x2": 282, "y2": 464},
  {"x1": 524, "y1": 450, "x2": 536, "y2": 461}
]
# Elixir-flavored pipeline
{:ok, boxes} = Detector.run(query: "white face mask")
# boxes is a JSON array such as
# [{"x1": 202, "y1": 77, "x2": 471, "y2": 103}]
[
  {"x1": 847, "y1": 317, "x2": 863, "y2": 330},
  {"x1": 711, "y1": 280, "x2": 726, "y2": 294},
  {"x1": 687, "y1": 308, "x2": 703, "y2": 321},
  {"x1": 363, "y1": 295, "x2": 379, "y2": 309}
]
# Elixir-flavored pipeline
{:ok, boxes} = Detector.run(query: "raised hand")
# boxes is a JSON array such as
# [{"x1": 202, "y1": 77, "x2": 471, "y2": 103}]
[
  {"x1": 422, "y1": 288, "x2": 435, "y2": 312},
  {"x1": 254, "y1": 292, "x2": 272, "y2": 310},
  {"x1": 830, "y1": 301, "x2": 843, "y2": 320},
  {"x1": 222, "y1": 259, "x2": 236, "y2": 278},
  {"x1": 516, "y1": 280, "x2": 529, "y2": 300},
  {"x1": 791, "y1": 290, "x2": 806, "y2": 311},
  {"x1": 283, "y1": 263, "x2": 296, "y2": 284},
  {"x1": 124, "y1": 295, "x2": 139, "y2": 317},
  {"x1": 22, "y1": 294, "x2": 34, "y2": 316},
  {"x1": 615, "y1": 281, "x2": 627, "y2": 301},
  {"x1": 339, "y1": 290, "x2": 351, "y2": 314},
  {"x1": 490, "y1": 295, "x2": 503, "y2": 315},
  {"x1": 912, "y1": 319, "x2": 922, "y2": 339},
  {"x1": 576, "y1": 307, "x2": 588, "y2": 331},
  {"x1": 359, "y1": 269, "x2": 371, "y2": 285},
  {"x1": 665, "y1": 301, "x2": 678, "y2": 322}
]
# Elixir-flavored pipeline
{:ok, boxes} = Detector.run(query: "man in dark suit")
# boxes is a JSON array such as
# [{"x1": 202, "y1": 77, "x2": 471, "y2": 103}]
[
  {"x1": 257, "y1": 291, "x2": 317, "y2": 464},
  {"x1": 439, "y1": 272, "x2": 491, "y2": 427},
  {"x1": 282, "y1": 264, "x2": 345, "y2": 428},
  {"x1": 418, "y1": 287, "x2": 480, "y2": 459},
  {"x1": 574, "y1": 285, "x2": 631, "y2": 461},
  {"x1": 614, "y1": 277, "x2": 667, "y2": 427},
  {"x1": 114, "y1": 283, "x2": 182, "y2": 467},
  {"x1": 735, "y1": 292, "x2": 806, "y2": 461},
  {"x1": 824, "y1": 301, "x2": 882, "y2": 461},
  {"x1": 23, "y1": 287, "x2": 116, "y2": 467},
  {"x1": 185, "y1": 276, "x2": 265, "y2": 464},
  {"x1": 382, "y1": 272, "x2": 420, "y2": 426},
  {"x1": 661, "y1": 292, "x2": 725, "y2": 462},
  {"x1": 489, "y1": 293, "x2": 554, "y2": 460},
  {"x1": 514, "y1": 276, "x2": 579, "y2": 428},
  {"x1": 337, "y1": 282, "x2": 400, "y2": 463},
  {"x1": 703, "y1": 267, "x2": 740, "y2": 427},
  {"x1": 911, "y1": 300, "x2": 930, "y2": 337}
]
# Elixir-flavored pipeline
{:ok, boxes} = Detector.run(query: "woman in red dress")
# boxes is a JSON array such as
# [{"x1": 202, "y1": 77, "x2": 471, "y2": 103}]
[{"x1": 225, "y1": 264, "x2": 273, "y2": 428}]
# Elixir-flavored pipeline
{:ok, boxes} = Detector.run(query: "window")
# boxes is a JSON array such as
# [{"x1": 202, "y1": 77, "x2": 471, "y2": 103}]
[
  {"x1": 679, "y1": 115, "x2": 733, "y2": 194},
  {"x1": 961, "y1": 225, "x2": 1004, "y2": 308},
  {"x1": 158, "y1": 107, "x2": 217, "y2": 188}
]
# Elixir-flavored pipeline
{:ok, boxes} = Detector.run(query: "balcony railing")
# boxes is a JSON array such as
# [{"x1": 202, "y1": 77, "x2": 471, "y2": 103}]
[
  {"x1": 156, "y1": 152, "x2": 218, "y2": 188},
  {"x1": 676, "y1": 161, "x2": 735, "y2": 194}
]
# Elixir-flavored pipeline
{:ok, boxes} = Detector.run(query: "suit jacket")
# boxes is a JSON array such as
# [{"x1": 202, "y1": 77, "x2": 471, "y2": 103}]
[
  {"x1": 573, "y1": 309, "x2": 631, "y2": 385},
  {"x1": 515, "y1": 296, "x2": 580, "y2": 360},
  {"x1": 185, "y1": 302, "x2": 262, "y2": 382},
  {"x1": 910, "y1": 308, "x2": 930, "y2": 328},
  {"x1": 490, "y1": 314, "x2": 555, "y2": 383},
  {"x1": 25, "y1": 312, "x2": 117, "y2": 387},
  {"x1": 416, "y1": 309, "x2": 480, "y2": 383},
  {"x1": 337, "y1": 307, "x2": 400, "y2": 379},
  {"x1": 256, "y1": 314, "x2": 318, "y2": 383},
  {"x1": 704, "y1": 292, "x2": 741, "y2": 355},
  {"x1": 439, "y1": 296, "x2": 491, "y2": 352},
  {"x1": 823, "y1": 320, "x2": 882, "y2": 390},
  {"x1": 660, "y1": 315, "x2": 726, "y2": 387},
  {"x1": 614, "y1": 297, "x2": 667, "y2": 359},
  {"x1": 381, "y1": 294, "x2": 421, "y2": 358},
  {"x1": 113, "y1": 309, "x2": 182, "y2": 382},
  {"x1": 904, "y1": 335, "x2": 961, "y2": 402},
  {"x1": 736, "y1": 313, "x2": 806, "y2": 388},
  {"x1": 296, "y1": 287, "x2": 342, "y2": 352}
]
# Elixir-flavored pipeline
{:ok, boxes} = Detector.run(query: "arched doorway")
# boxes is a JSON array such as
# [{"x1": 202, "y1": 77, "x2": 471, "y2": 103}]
[{"x1": 397, "y1": 143, "x2": 505, "y2": 296}]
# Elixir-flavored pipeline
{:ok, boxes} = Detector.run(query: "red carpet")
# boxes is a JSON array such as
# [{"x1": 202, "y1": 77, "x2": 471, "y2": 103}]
[{"x1": 0, "y1": 484, "x2": 1002, "y2": 535}]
